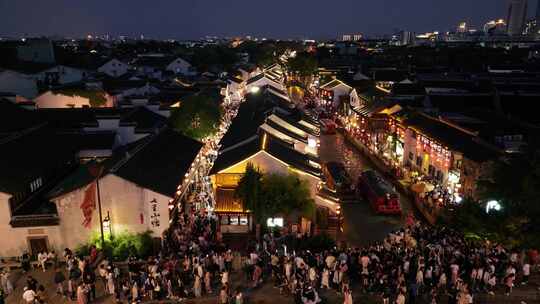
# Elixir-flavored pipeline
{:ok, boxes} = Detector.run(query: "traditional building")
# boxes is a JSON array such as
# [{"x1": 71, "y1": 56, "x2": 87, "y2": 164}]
[
  {"x1": 208, "y1": 86, "x2": 338, "y2": 236},
  {"x1": 98, "y1": 59, "x2": 130, "y2": 78},
  {"x1": 319, "y1": 79, "x2": 361, "y2": 110},
  {"x1": 0, "y1": 100, "x2": 187, "y2": 257}
]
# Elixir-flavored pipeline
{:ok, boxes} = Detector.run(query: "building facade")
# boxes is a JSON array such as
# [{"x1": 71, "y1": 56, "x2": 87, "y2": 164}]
[{"x1": 507, "y1": 0, "x2": 528, "y2": 36}]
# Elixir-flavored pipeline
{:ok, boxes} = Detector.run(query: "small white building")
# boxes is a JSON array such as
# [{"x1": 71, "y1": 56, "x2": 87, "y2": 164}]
[
  {"x1": 246, "y1": 73, "x2": 286, "y2": 93},
  {"x1": 98, "y1": 59, "x2": 130, "y2": 78},
  {"x1": 238, "y1": 66, "x2": 261, "y2": 81},
  {"x1": 319, "y1": 79, "x2": 360, "y2": 109},
  {"x1": 223, "y1": 76, "x2": 246, "y2": 103},
  {"x1": 166, "y1": 57, "x2": 195, "y2": 75}
]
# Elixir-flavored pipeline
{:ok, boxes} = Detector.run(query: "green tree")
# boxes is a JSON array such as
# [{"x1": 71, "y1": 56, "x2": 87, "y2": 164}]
[
  {"x1": 235, "y1": 167, "x2": 316, "y2": 226},
  {"x1": 286, "y1": 52, "x2": 318, "y2": 86},
  {"x1": 261, "y1": 173, "x2": 316, "y2": 221},
  {"x1": 190, "y1": 45, "x2": 239, "y2": 72},
  {"x1": 287, "y1": 52, "x2": 318, "y2": 76},
  {"x1": 437, "y1": 137, "x2": 540, "y2": 248},
  {"x1": 235, "y1": 163, "x2": 265, "y2": 224},
  {"x1": 236, "y1": 41, "x2": 276, "y2": 67},
  {"x1": 470, "y1": 141, "x2": 540, "y2": 248},
  {"x1": 169, "y1": 94, "x2": 222, "y2": 140}
]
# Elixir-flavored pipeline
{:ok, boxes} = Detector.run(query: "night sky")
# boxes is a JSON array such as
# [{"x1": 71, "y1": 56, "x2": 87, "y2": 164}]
[{"x1": 0, "y1": 0, "x2": 538, "y2": 39}]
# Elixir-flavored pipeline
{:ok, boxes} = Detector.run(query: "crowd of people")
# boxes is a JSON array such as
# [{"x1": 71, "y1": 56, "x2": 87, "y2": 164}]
[
  {"x1": 252, "y1": 221, "x2": 537, "y2": 304},
  {"x1": 0, "y1": 206, "x2": 538, "y2": 304}
]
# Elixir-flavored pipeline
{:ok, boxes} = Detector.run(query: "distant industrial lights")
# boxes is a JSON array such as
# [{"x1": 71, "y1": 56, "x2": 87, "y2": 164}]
[
  {"x1": 485, "y1": 200, "x2": 502, "y2": 214},
  {"x1": 250, "y1": 86, "x2": 261, "y2": 94}
]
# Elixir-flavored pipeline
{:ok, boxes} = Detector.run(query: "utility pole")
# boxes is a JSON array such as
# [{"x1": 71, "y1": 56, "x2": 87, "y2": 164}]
[{"x1": 94, "y1": 165, "x2": 105, "y2": 248}]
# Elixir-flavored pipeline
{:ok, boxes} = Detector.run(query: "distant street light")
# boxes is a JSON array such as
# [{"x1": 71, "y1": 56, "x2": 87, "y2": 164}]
[{"x1": 485, "y1": 200, "x2": 502, "y2": 214}]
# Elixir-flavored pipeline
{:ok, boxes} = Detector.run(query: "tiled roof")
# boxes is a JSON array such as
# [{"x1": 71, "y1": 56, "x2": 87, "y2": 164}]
[
  {"x1": 218, "y1": 88, "x2": 293, "y2": 150},
  {"x1": 120, "y1": 107, "x2": 166, "y2": 132},
  {"x1": 403, "y1": 112, "x2": 502, "y2": 163},
  {"x1": 114, "y1": 129, "x2": 203, "y2": 197},
  {"x1": 210, "y1": 133, "x2": 321, "y2": 178}
]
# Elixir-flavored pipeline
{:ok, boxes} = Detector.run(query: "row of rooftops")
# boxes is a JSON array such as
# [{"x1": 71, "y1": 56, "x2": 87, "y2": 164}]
[
  {"x1": 323, "y1": 64, "x2": 540, "y2": 163},
  {"x1": 0, "y1": 98, "x2": 203, "y2": 224},
  {"x1": 210, "y1": 76, "x2": 321, "y2": 178}
]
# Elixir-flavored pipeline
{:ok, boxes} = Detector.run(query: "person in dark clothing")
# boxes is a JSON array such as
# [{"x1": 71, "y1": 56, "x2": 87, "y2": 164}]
[
  {"x1": 83, "y1": 270, "x2": 96, "y2": 301},
  {"x1": 26, "y1": 275, "x2": 38, "y2": 291},
  {"x1": 53, "y1": 268, "x2": 66, "y2": 295},
  {"x1": 21, "y1": 252, "x2": 31, "y2": 273}
]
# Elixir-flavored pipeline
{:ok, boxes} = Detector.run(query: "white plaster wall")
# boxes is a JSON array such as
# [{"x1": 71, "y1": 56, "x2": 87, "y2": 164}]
[
  {"x1": 98, "y1": 60, "x2": 129, "y2": 78},
  {"x1": 166, "y1": 58, "x2": 192, "y2": 75},
  {"x1": 215, "y1": 152, "x2": 321, "y2": 206},
  {"x1": 0, "y1": 192, "x2": 64, "y2": 257},
  {"x1": 222, "y1": 151, "x2": 289, "y2": 176},
  {"x1": 331, "y1": 84, "x2": 351, "y2": 107},
  {"x1": 52, "y1": 175, "x2": 171, "y2": 250},
  {"x1": 246, "y1": 77, "x2": 284, "y2": 92}
]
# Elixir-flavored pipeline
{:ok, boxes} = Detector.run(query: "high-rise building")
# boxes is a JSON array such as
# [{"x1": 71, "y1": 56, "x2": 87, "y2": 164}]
[
  {"x1": 341, "y1": 34, "x2": 363, "y2": 42},
  {"x1": 400, "y1": 31, "x2": 415, "y2": 45},
  {"x1": 507, "y1": 0, "x2": 528, "y2": 36}
]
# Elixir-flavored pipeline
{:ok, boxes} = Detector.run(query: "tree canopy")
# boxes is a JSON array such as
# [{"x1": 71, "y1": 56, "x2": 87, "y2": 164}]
[
  {"x1": 235, "y1": 163, "x2": 264, "y2": 223},
  {"x1": 446, "y1": 140, "x2": 540, "y2": 248},
  {"x1": 286, "y1": 52, "x2": 318, "y2": 77},
  {"x1": 190, "y1": 45, "x2": 239, "y2": 72},
  {"x1": 235, "y1": 163, "x2": 316, "y2": 226},
  {"x1": 168, "y1": 94, "x2": 222, "y2": 140}
]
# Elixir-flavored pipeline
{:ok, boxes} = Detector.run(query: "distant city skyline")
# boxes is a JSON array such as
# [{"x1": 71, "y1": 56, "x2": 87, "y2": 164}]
[{"x1": 0, "y1": 0, "x2": 538, "y2": 39}]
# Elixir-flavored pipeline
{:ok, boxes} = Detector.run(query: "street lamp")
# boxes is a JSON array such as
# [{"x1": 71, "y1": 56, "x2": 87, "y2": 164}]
[
  {"x1": 336, "y1": 205, "x2": 342, "y2": 244},
  {"x1": 103, "y1": 211, "x2": 112, "y2": 239}
]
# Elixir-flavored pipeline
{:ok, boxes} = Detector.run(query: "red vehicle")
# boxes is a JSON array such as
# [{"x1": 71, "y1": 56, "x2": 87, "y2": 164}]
[
  {"x1": 320, "y1": 119, "x2": 337, "y2": 134},
  {"x1": 357, "y1": 170, "x2": 402, "y2": 215}
]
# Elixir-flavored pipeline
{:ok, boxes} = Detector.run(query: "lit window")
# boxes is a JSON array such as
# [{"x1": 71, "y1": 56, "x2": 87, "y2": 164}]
[{"x1": 240, "y1": 216, "x2": 248, "y2": 226}]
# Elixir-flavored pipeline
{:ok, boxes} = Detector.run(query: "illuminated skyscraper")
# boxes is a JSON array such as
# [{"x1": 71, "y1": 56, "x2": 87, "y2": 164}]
[{"x1": 506, "y1": 0, "x2": 528, "y2": 36}]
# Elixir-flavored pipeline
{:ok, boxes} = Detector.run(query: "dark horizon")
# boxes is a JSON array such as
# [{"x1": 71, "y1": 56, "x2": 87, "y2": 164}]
[{"x1": 0, "y1": 0, "x2": 538, "y2": 40}]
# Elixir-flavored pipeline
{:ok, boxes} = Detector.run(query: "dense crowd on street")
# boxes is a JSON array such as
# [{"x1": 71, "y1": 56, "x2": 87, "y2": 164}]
[
  {"x1": 257, "y1": 221, "x2": 536, "y2": 304},
  {"x1": 0, "y1": 99, "x2": 537, "y2": 303},
  {"x1": 2, "y1": 208, "x2": 537, "y2": 304}
]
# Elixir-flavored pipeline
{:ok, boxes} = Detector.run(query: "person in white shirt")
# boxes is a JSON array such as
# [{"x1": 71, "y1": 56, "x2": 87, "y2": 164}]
[
  {"x1": 522, "y1": 262, "x2": 531, "y2": 285},
  {"x1": 22, "y1": 286, "x2": 36, "y2": 303},
  {"x1": 37, "y1": 251, "x2": 48, "y2": 272}
]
